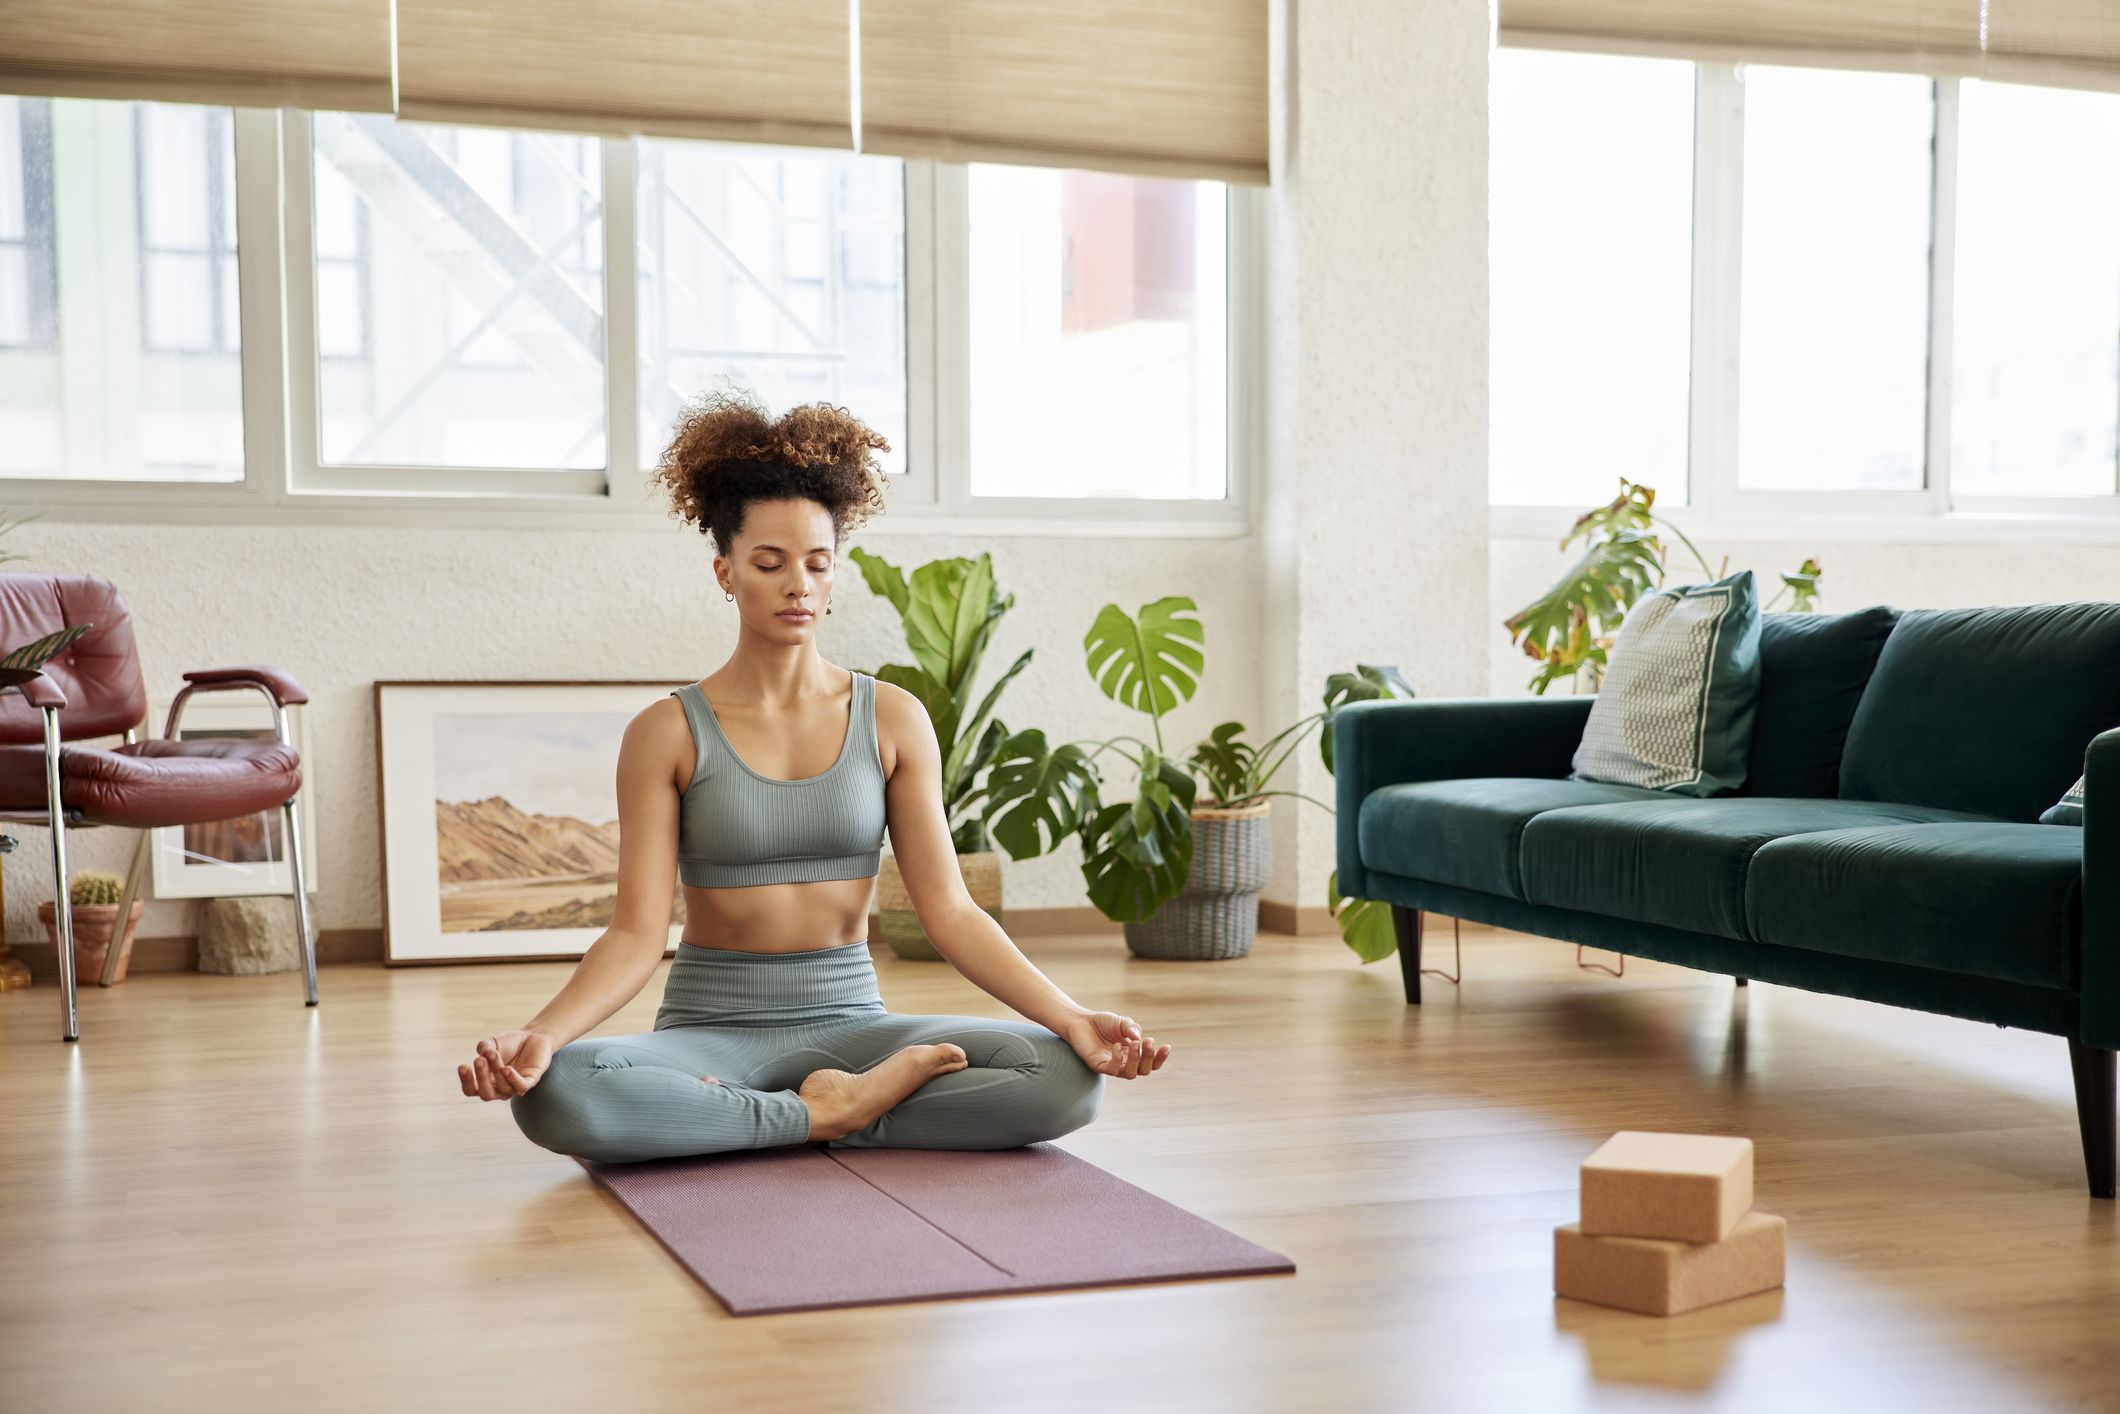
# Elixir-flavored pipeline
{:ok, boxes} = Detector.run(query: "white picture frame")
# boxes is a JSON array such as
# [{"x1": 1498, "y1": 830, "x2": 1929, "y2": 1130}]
[
  {"x1": 377, "y1": 680, "x2": 691, "y2": 965},
  {"x1": 148, "y1": 694, "x2": 323, "y2": 900}
]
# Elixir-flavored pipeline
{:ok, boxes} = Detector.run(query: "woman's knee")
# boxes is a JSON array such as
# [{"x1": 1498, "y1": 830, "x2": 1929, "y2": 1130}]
[
  {"x1": 509, "y1": 1043, "x2": 603, "y2": 1157},
  {"x1": 1022, "y1": 1033, "x2": 1104, "y2": 1140}
]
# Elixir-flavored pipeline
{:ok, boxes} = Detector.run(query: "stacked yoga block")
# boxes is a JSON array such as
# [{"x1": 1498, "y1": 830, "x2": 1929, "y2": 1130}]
[{"x1": 1553, "y1": 1132, "x2": 1785, "y2": 1316}]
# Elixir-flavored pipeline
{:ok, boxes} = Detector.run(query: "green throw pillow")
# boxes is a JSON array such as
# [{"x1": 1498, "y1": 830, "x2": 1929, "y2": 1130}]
[
  {"x1": 1570, "y1": 568, "x2": 1763, "y2": 797},
  {"x1": 2041, "y1": 774, "x2": 2085, "y2": 826}
]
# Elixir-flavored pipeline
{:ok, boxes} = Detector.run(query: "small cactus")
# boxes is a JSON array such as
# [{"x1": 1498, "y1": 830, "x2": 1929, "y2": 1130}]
[{"x1": 69, "y1": 869, "x2": 125, "y2": 907}]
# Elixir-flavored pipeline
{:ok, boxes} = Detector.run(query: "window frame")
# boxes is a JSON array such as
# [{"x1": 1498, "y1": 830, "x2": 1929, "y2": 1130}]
[
  {"x1": 6, "y1": 106, "x2": 1257, "y2": 539},
  {"x1": 1492, "y1": 53, "x2": 2120, "y2": 545}
]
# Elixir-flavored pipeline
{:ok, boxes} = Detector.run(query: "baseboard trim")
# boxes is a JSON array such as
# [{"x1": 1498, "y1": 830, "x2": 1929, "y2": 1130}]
[{"x1": 3, "y1": 901, "x2": 1335, "y2": 980}]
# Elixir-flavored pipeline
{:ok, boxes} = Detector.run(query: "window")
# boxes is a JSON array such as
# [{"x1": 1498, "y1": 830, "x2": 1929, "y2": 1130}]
[
  {"x1": 4, "y1": 97, "x2": 1244, "y2": 521},
  {"x1": 1490, "y1": 48, "x2": 1693, "y2": 508},
  {"x1": 1737, "y1": 67, "x2": 1931, "y2": 492},
  {"x1": 1951, "y1": 80, "x2": 2120, "y2": 499},
  {"x1": 309, "y1": 113, "x2": 606, "y2": 470},
  {"x1": 636, "y1": 143, "x2": 907, "y2": 475},
  {"x1": 967, "y1": 165, "x2": 1227, "y2": 499},
  {"x1": 1491, "y1": 50, "x2": 2120, "y2": 523},
  {"x1": 0, "y1": 96, "x2": 243, "y2": 482}
]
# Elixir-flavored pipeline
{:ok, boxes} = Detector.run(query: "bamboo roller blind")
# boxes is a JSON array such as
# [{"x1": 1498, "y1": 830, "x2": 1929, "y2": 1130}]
[
  {"x1": 859, "y1": 0, "x2": 1270, "y2": 184},
  {"x1": 0, "y1": 0, "x2": 392, "y2": 111},
  {"x1": 1499, "y1": 0, "x2": 2120, "y2": 92},
  {"x1": 395, "y1": 0, "x2": 854, "y2": 148}
]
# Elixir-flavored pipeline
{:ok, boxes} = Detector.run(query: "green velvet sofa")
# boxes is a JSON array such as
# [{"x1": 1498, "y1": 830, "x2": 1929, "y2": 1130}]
[{"x1": 1334, "y1": 601, "x2": 2119, "y2": 1198}]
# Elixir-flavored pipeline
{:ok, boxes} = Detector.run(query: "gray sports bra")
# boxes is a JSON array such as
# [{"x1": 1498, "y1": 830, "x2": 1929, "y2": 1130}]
[{"x1": 668, "y1": 670, "x2": 888, "y2": 888}]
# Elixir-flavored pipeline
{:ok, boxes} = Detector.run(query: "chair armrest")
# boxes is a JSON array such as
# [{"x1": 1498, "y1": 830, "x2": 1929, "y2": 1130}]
[
  {"x1": 182, "y1": 666, "x2": 310, "y2": 707},
  {"x1": 2082, "y1": 726, "x2": 2120, "y2": 1048},
  {"x1": 1332, "y1": 695, "x2": 1595, "y2": 900},
  {"x1": 15, "y1": 672, "x2": 65, "y2": 711}
]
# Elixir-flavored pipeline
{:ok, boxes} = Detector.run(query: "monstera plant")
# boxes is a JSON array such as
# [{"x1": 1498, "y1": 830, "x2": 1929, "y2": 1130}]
[
  {"x1": 1504, "y1": 478, "x2": 1822, "y2": 694},
  {"x1": 983, "y1": 596, "x2": 1204, "y2": 926},
  {"x1": 850, "y1": 547, "x2": 1036, "y2": 959}
]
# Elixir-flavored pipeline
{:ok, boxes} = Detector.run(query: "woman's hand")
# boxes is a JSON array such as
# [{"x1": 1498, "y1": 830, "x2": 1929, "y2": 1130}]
[
  {"x1": 1062, "y1": 1011, "x2": 1171, "y2": 1080},
  {"x1": 457, "y1": 1029, "x2": 556, "y2": 1101}
]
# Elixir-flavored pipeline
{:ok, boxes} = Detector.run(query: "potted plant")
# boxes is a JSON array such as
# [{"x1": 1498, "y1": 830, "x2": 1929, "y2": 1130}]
[
  {"x1": 38, "y1": 868, "x2": 144, "y2": 985},
  {"x1": 1503, "y1": 478, "x2": 1823, "y2": 694},
  {"x1": 849, "y1": 548, "x2": 1036, "y2": 960},
  {"x1": 984, "y1": 592, "x2": 1418, "y2": 961}
]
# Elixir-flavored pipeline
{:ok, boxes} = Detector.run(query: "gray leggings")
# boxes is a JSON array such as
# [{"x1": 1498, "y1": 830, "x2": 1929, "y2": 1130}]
[{"x1": 511, "y1": 939, "x2": 1104, "y2": 1164}]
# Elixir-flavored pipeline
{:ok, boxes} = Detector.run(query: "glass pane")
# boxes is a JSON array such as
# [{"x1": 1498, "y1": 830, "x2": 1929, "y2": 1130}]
[
  {"x1": 1738, "y1": 67, "x2": 1932, "y2": 491},
  {"x1": 635, "y1": 141, "x2": 906, "y2": 474},
  {"x1": 0, "y1": 95, "x2": 242, "y2": 481},
  {"x1": 1952, "y1": 80, "x2": 2120, "y2": 498},
  {"x1": 311, "y1": 112, "x2": 606, "y2": 469},
  {"x1": 1491, "y1": 48, "x2": 1695, "y2": 508},
  {"x1": 968, "y1": 165, "x2": 1227, "y2": 499}
]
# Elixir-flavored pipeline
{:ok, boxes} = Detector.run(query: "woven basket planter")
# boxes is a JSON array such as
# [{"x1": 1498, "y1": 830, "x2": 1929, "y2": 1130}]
[
  {"x1": 1121, "y1": 799, "x2": 1272, "y2": 961},
  {"x1": 876, "y1": 847, "x2": 1002, "y2": 961}
]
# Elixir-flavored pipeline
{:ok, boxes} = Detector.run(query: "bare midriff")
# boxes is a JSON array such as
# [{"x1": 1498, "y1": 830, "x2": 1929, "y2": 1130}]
[{"x1": 678, "y1": 873, "x2": 879, "y2": 955}]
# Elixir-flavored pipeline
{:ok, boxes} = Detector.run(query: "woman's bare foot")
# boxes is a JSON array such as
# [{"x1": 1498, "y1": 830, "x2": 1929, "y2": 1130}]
[{"x1": 799, "y1": 1044, "x2": 968, "y2": 1141}]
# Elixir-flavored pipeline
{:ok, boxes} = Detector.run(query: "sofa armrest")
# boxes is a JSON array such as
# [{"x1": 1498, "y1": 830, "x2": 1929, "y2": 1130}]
[
  {"x1": 1333, "y1": 695, "x2": 1596, "y2": 900},
  {"x1": 182, "y1": 665, "x2": 310, "y2": 707},
  {"x1": 2083, "y1": 726, "x2": 2120, "y2": 1048}
]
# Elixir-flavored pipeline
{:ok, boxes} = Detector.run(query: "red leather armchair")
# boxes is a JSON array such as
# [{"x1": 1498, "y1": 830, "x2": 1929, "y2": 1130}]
[{"x1": 0, "y1": 574, "x2": 319, "y2": 1041}]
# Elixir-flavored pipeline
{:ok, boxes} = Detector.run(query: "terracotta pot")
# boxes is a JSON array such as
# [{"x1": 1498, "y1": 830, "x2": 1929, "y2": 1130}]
[
  {"x1": 38, "y1": 899, "x2": 146, "y2": 984},
  {"x1": 875, "y1": 849, "x2": 1002, "y2": 961},
  {"x1": 1121, "y1": 799, "x2": 1273, "y2": 961}
]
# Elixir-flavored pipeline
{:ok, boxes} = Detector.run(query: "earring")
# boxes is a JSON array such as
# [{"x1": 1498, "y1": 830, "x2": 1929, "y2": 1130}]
[
  {"x1": 826, "y1": 601, "x2": 833, "y2": 616},
  {"x1": 724, "y1": 591, "x2": 733, "y2": 601}
]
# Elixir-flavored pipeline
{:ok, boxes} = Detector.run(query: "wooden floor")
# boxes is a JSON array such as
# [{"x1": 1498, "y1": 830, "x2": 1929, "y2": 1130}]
[{"x1": 4, "y1": 923, "x2": 2116, "y2": 1414}]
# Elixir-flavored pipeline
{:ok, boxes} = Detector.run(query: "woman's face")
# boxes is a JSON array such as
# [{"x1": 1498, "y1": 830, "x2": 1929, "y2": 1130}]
[{"x1": 716, "y1": 498, "x2": 838, "y2": 638}]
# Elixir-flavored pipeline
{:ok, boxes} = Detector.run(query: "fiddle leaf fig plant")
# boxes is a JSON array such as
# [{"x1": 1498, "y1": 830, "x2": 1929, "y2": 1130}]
[{"x1": 849, "y1": 547, "x2": 1033, "y2": 853}]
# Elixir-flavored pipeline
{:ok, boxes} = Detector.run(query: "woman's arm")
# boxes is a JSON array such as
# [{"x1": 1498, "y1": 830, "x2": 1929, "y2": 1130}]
[
  {"x1": 877, "y1": 683, "x2": 1092, "y2": 1036},
  {"x1": 519, "y1": 703, "x2": 688, "y2": 1047}
]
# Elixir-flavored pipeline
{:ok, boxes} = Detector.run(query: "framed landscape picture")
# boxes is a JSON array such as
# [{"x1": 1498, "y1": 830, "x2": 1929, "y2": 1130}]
[
  {"x1": 376, "y1": 680, "x2": 690, "y2": 965},
  {"x1": 149, "y1": 694, "x2": 323, "y2": 900}
]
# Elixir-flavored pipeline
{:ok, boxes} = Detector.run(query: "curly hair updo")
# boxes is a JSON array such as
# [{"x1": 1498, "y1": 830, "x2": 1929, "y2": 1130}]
[{"x1": 649, "y1": 388, "x2": 890, "y2": 557}]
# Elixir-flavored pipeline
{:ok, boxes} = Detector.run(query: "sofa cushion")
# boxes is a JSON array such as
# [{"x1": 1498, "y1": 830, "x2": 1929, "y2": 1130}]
[
  {"x1": 1747, "y1": 822, "x2": 2083, "y2": 988},
  {"x1": 1839, "y1": 600, "x2": 2120, "y2": 822},
  {"x1": 1737, "y1": 606, "x2": 1899, "y2": 798},
  {"x1": 1571, "y1": 568, "x2": 1763, "y2": 797},
  {"x1": 1519, "y1": 797, "x2": 1997, "y2": 941},
  {"x1": 1357, "y1": 777, "x2": 1669, "y2": 900}
]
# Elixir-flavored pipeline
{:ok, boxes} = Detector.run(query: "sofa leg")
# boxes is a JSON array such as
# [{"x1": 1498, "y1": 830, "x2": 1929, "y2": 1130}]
[
  {"x1": 1391, "y1": 905, "x2": 1421, "y2": 1006},
  {"x1": 2070, "y1": 1040, "x2": 2116, "y2": 1200},
  {"x1": 1735, "y1": 977, "x2": 1748, "y2": 987}
]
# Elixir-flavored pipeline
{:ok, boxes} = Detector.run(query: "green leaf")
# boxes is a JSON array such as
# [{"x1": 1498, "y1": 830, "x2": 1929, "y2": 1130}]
[
  {"x1": 1188, "y1": 720, "x2": 1258, "y2": 805},
  {"x1": 846, "y1": 545, "x2": 909, "y2": 617},
  {"x1": 984, "y1": 728, "x2": 1098, "y2": 861},
  {"x1": 1782, "y1": 557, "x2": 1824, "y2": 612},
  {"x1": 944, "y1": 646, "x2": 1032, "y2": 790},
  {"x1": 1082, "y1": 596, "x2": 1205, "y2": 721},
  {"x1": 1080, "y1": 752, "x2": 1196, "y2": 923},
  {"x1": 904, "y1": 555, "x2": 1006, "y2": 695},
  {"x1": 1327, "y1": 869, "x2": 1399, "y2": 963},
  {"x1": 1502, "y1": 528, "x2": 1661, "y2": 693},
  {"x1": 874, "y1": 662, "x2": 958, "y2": 760},
  {"x1": 1318, "y1": 662, "x2": 1418, "y2": 773}
]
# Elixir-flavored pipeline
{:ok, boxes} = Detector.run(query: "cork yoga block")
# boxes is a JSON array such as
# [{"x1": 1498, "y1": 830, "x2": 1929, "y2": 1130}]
[
  {"x1": 1554, "y1": 1211, "x2": 1787, "y2": 1317},
  {"x1": 1580, "y1": 1131, "x2": 1753, "y2": 1244}
]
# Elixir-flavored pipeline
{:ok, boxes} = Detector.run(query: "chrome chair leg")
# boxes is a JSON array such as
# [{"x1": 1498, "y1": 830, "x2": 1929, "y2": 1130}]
[
  {"x1": 100, "y1": 829, "x2": 151, "y2": 988},
  {"x1": 42, "y1": 705, "x2": 77, "y2": 1042},
  {"x1": 282, "y1": 794, "x2": 318, "y2": 1006}
]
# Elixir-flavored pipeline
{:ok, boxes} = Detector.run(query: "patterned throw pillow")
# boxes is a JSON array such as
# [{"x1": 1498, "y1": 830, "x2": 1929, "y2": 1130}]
[
  {"x1": 2040, "y1": 774, "x2": 2086, "y2": 826},
  {"x1": 1571, "y1": 568, "x2": 1764, "y2": 797}
]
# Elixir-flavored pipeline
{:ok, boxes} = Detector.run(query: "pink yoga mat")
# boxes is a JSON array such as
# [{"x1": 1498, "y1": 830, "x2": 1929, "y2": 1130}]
[{"x1": 576, "y1": 1142, "x2": 1295, "y2": 1316}]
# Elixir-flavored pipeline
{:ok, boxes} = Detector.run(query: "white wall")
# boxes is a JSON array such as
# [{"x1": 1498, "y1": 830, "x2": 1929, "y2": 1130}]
[{"x1": 3, "y1": 520, "x2": 1263, "y2": 945}]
